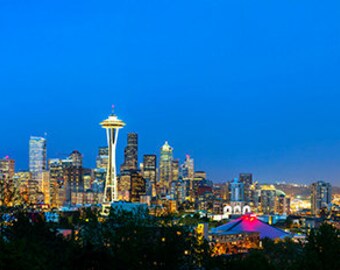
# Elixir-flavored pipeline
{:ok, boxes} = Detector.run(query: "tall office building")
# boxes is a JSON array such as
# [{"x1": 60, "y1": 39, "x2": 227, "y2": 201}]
[
  {"x1": 260, "y1": 185, "x2": 277, "y2": 214},
  {"x1": 311, "y1": 181, "x2": 332, "y2": 216},
  {"x1": 130, "y1": 171, "x2": 146, "y2": 203},
  {"x1": 172, "y1": 159, "x2": 179, "y2": 182},
  {"x1": 48, "y1": 159, "x2": 65, "y2": 207},
  {"x1": 100, "y1": 109, "x2": 125, "y2": 203},
  {"x1": 230, "y1": 178, "x2": 244, "y2": 202},
  {"x1": 29, "y1": 136, "x2": 47, "y2": 190},
  {"x1": 275, "y1": 191, "x2": 290, "y2": 215},
  {"x1": 41, "y1": 171, "x2": 50, "y2": 205},
  {"x1": 120, "y1": 133, "x2": 138, "y2": 172},
  {"x1": 182, "y1": 155, "x2": 194, "y2": 179},
  {"x1": 48, "y1": 152, "x2": 85, "y2": 207},
  {"x1": 142, "y1": 155, "x2": 157, "y2": 197},
  {"x1": 170, "y1": 179, "x2": 186, "y2": 204},
  {"x1": 93, "y1": 147, "x2": 108, "y2": 195},
  {"x1": 96, "y1": 147, "x2": 109, "y2": 169},
  {"x1": 64, "y1": 151, "x2": 84, "y2": 205},
  {"x1": 159, "y1": 141, "x2": 173, "y2": 196},
  {"x1": 0, "y1": 156, "x2": 15, "y2": 182},
  {"x1": 194, "y1": 171, "x2": 207, "y2": 180},
  {"x1": 69, "y1": 150, "x2": 83, "y2": 167},
  {"x1": 0, "y1": 156, "x2": 15, "y2": 206},
  {"x1": 239, "y1": 173, "x2": 253, "y2": 203}
]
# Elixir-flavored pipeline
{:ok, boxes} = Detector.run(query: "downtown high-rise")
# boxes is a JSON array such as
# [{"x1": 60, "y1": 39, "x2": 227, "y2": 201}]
[
  {"x1": 182, "y1": 155, "x2": 194, "y2": 180},
  {"x1": 159, "y1": 141, "x2": 173, "y2": 196},
  {"x1": 311, "y1": 181, "x2": 332, "y2": 216},
  {"x1": 120, "y1": 133, "x2": 138, "y2": 172},
  {"x1": 29, "y1": 136, "x2": 47, "y2": 191},
  {"x1": 142, "y1": 154, "x2": 157, "y2": 197}
]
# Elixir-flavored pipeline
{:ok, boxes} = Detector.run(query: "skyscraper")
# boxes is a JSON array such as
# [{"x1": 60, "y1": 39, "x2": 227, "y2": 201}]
[
  {"x1": 230, "y1": 178, "x2": 244, "y2": 202},
  {"x1": 96, "y1": 147, "x2": 109, "y2": 169},
  {"x1": 182, "y1": 155, "x2": 194, "y2": 180},
  {"x1": 64, "y1": 151, "x2": 84, "y2": 205},
  {"x1": 120, "y1": 133, "x2": 138, "y2": 172},
  {"x1": 0, "y1": 156, "x2": 15, "y2": 206},
  {"x1": 260, "y1": 185, "x2": 276, "y2": 214},
  {"x1": 275, "y1": 191, "x2": 290, "y2": 215},
  {"x1": 0, "y1": 156, "x2": 15, "y2": 182},
  {"x1": 100, "y1": 108, "x2": 125, "y2": 203},
  {"x1": 48, "y1": 158, "x2": 65, "y2": 207},
  {"x1": 172, "y1": 159, "x2": 179, "y2": 182},
  {"x1": 69, "y1": 150, "x2": 83, "y2": 167},
  {"x1": 311, "y1": 181, "x2": 332, "y2": 216},
  {"x1": 159, "y1": 141, "x2": 173, "y2": 196},
  {"x1": 239, "y1": 173, "x2": 253, "y2": 203},
  {"x1": 142, "y1": 154, "x2": 157, "y2": 197},
  {"x1": 93, "y1": 147, "x2": 108, "y2": 196},
  {"x1": 130, "y1": 171, "x2": 146, "y2": 203},
  {"x1": 29, "y1": 136, "x2": 47, "y2": 190}
]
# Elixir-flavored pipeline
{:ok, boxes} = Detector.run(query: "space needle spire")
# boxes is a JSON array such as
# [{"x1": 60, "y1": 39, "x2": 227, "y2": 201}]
[{"x1": 100, "y1": 105, "x2": 125, "y2": 203}]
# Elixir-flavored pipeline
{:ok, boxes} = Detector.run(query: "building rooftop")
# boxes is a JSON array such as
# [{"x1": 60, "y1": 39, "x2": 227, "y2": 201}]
[{"x1": 211, "y1": 213, "x2": 291, "y2": 240}]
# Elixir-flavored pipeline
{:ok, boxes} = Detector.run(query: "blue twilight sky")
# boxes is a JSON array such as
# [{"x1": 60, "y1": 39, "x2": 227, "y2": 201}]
[{"x1": 1, "y1": 0, "x2": 340, "y2": 185}]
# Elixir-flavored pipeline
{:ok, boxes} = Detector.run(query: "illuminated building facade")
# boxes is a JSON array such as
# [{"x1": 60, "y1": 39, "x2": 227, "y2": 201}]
[
  {"x1": 29, "y1": 136, "x2": 47, "y2": 191},
  {"x1": 0, "y1": 156, "x2": 15, "y2": 181},
  {"x1": 41, "y1": 171, "x2": 50, "y2": 205},
  {"x1": 0, "y1": 156, "x2": 15, "y2": 206},
  {"x1": 117, "y1": 170, "x2": 146, "y2": 202},
  {"x1": 194, "y1": 171, "x2": 206, "y2": 180},
  {"x1": 96, "y1": 147, "x2": 108, "y2": 169},
  {"x1": 260, "y1": 186, "x2": 276, "y2": 214},
  {"x1": 239, "y1": 173, "x2": 253, "y2": 203},
  {"x1": 142, "y1": 154, "x2": 157, "y2": 197},
  {"x1": 171, "y1": 159, "x2": 179, "y2": 181},
  {"x1": 83, "y1": 168, "x2": 93, "y2": 191},
  {"x1": 182, "y1": 155, "x2": 194, "y2": 179},
  {"x1": 311, "y1": 181, "x2": 332, "y2": 216},
  {"x1": 118, "y1": 171, "x2": 132, "y2": 201},
  {"x1": 211, "y1": 231, "x2": 260, "y2": 255},
  {"x1": 64, "y1": 151, "x2": 84, "y2": 205},
  {"x1": 130, "y1": 171, "x2": 146, "y2": 203},
  {"x1": 69, "y1": 150, "x2": 83, "y2": 167},
  {"x1": 100, "y1": 109, "x2": 125, "y2": 203},
  {"x1": 93, "y1": 147, "x2": 108, "y2": 195},
  {"x1": 170, "y1": 178, "x2": 186, "y2": 204},
  {"x1": 275, "y1": 191, "x2": 291, "y2": 215},
  {"x1": 230, "y1": 178, "x2": 244, "y2": 202},
  {"x1": 48, "y1": 159, "x2": 65, "y2": 207},
  {"x1": 13, "y1": 171, "x2": 31, "y2": 204},
  {"x1": 159, "y1": 141, "x2": 173, "y2": 196}
]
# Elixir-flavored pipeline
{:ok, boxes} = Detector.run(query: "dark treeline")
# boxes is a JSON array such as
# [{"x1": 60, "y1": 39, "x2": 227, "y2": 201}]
[{"x1": 0, "y1": 207, "x2": 339, "y2": 270}]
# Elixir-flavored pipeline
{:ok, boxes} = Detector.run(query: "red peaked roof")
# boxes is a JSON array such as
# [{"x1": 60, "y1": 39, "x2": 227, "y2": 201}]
[{"x1": 212, "y1": 213, "x2": 290, "y2": 240}]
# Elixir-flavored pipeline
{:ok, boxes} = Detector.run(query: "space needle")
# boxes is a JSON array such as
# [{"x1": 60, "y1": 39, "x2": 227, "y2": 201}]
[{"x1": 100, "y1": 106, "x2": 125, "y2": 203}]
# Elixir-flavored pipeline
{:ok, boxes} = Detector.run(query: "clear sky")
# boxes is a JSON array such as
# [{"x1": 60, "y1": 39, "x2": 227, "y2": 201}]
[{"x1": 1, "y1": 0, "x2": 340, "y2": 185}]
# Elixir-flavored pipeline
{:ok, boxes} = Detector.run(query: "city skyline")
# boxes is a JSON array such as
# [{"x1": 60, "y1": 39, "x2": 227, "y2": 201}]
[
  {"x1": 1, "y1": 1, "x2": 340, "y2": 185},
  {"x1": 0, "y1": 121, "x2": 339, "y2": 187}
]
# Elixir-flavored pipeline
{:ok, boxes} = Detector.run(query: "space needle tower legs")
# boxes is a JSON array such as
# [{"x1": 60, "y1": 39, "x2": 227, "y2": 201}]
[{"x1": 100, "y1": 106, "x2": 125, "y2": 205}]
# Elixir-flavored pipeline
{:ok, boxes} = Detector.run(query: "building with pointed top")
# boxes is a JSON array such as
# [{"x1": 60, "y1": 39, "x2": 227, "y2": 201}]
[
  {"x1": 120, "y1": 133, "x2": 138, "y2": 172},
  {"x1": 159, "y1": 141, "x2": 173, "y2": 197}
]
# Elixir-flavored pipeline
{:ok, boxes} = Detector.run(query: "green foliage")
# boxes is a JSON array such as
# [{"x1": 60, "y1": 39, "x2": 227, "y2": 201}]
[
  {"x1": 0, "y1": 207, "x2": 212, "y2": 270},
  {"x1": 301, "y1": 223, "x2": 340, "y2": 270},
  {"x1": 1, "y1": 207, "x2": 339, "y2": 270}
]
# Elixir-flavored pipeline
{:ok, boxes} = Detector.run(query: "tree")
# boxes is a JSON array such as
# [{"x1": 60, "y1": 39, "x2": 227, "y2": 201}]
[{"x1": 302, "y1": 223, "x2": 340, "y2": 270}]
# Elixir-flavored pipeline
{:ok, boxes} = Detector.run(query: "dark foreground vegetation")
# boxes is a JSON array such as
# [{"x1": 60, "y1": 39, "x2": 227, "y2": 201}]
[{"x1": 0, "y1": 207, "x2": 339, "y2": 270}]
